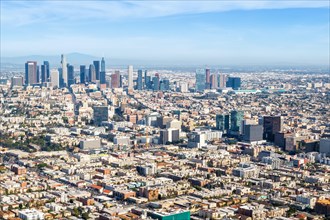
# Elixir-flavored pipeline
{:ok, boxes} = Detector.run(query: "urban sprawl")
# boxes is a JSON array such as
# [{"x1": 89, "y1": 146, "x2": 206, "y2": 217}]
[{"x1": 0, "y1": 55, "x2": 330, "y2": 220}]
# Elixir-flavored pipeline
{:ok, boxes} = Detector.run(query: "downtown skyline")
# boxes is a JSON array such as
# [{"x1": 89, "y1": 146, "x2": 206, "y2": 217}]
[{"x1": 1, "y1": 1, "x2": 329, "y2": 66}]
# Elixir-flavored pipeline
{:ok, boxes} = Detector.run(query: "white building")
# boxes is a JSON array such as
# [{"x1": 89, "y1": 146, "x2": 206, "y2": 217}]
[
  {"x1": 18, "y1": 209, "x2": 44, "y2": 220},
  {"x1": 128, "y1": 65, "x2": 133, "y2": 90}
]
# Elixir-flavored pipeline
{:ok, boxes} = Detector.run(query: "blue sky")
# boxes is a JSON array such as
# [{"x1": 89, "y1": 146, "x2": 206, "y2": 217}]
[{"x1": 1, "y1": 1, "x2": 329, "y2": 66}]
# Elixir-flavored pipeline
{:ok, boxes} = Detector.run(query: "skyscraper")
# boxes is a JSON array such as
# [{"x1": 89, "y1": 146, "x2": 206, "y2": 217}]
[
  {"x1": 195, "y1": 69, "x2": 206, "y2": 92},
  {"x1": 216, "y1": 114, "x2": 230, "y2": 133},
  {"x1": 25, "y1": 61, "x2": 38, "y2": 85},
  {"x1": 111, "y1": 71, "x2": 121, "y2": 88},
  {"x1": 145, "y1": 70, "x2": 151, "y2": 89},
  {"x1": 226, "y1": 77, "x2": 241, "y2": 90},
  {"x1": 153, "y1": 73, "x2": 160, "y2": 91},
  {"x1": 89, "y1": 64, "x2": 96, "y2": 82},
  {"x1": 137, "y1": 69, "x2": 143, "y2": 90},
  {"x1": 61, "y1": 54, "x2": 67, "y2": 87},
  {"x1": 205, "y1": 68, "x2": 211, "y2": 89},
  {"x1": 100, "y1": 57, "x2": 106, "y2": 84},
  {"x1": 263, "y1": 116, "x2": 283, "y2": 142},
  {"x1": 210, "y1": 73, "x2": 218, "y2": 89},
  {"x1": 41, "y1": 61, "x2": 50, "y2": 83},
  {"x1": 128, "y1": 65, "x2": 134, "y2": 90},
  {"x1": 80, "y1": 65, "x2": 86, "y2": 84},
  {"x1": 230, "y1": 110, "x2": 244, "y2": 133},
  {"x1": 93, "y1": 60, "x2": 100, "y2": 80},
  {"x1": 51, "y1": 69, "x2": 60, "y2": 88},
  {"x1": 218, "y1": 73, "x2": 227, "y2": 89},
  {"x1": 67, "y1": 64, "x2": 75, "y2": 87}
]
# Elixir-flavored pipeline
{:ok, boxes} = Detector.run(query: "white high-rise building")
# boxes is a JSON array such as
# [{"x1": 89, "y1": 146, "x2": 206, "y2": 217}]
[
  {"x1": 128, "y1": 65, "x2": 133, "y2": 90},
  {"x1": 51, "y1": 69, "x2": 60, "y2": 88},
  {"x1": 61, "y1": 54, "x2": 67, "y2": 87}
]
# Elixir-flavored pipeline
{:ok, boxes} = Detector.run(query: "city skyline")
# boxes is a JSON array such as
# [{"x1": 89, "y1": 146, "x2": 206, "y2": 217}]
[{"x1": 1, "y1": 1, "x2": 329, "y2": 66}]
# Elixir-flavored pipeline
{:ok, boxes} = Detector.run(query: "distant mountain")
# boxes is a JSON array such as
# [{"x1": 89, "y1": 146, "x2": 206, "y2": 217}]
[{"x1": 0, "y1": 53, "x2": 158, "y2": 69}]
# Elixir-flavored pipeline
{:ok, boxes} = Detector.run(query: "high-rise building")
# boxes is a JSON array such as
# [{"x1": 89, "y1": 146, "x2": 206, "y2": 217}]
[
  {"x1": 144, "y1": 70, "x2": 151, "y2": 89},
  {"x1": 80, "y1": 65, "x2": 86, "y2": 83},
  {"x1": 216, "y1": 114, "x2": 230, "y2": 133},
  {"x1": 218, "y1": 73, "x2": 227, "y2": 88},
  {"x1": 89, "y1": 64, "x2": 96, "y2": 82},
  {"x1": 137, "y1": 69, "x2": 143, "y2": 90},
  {"x1": 210, "y1": 73, "x2": 218, "y2": 89},
  {"x1": 67, "y1": 64, "x2": 75, "y2": 87},
  {"x1": 230, "y1": 110, "x2": 244, "y2": 133},
  {"x1": 243, "y1": 124, "x2": 264, "y2": 142},
  {"x1": 263, "y1": 116, "x2": 283, "y2": 142},
  {"x1": 61, "y1": 54, "x2": 67, "y2": 87},
  {"x1": 226, "y1": 77, "x2": 241, "y2": 90},
  {"x1": 160, "y1": 79, "x2": 170, "y2": 91},
  {"x1": 25, "y1": 61, "x2": 38, "y2": 85},
  {"x1": 152, "y1": 73, "x2": 160, "y2": 91},
  {"x1": 195, "y1": 69, "x2": 206, "y2": 92},
  {"x1": 41, "y1": 61, "x2": 50, "y2": 83},
  {"x1": 111, "y1": 71, "x2": 121, "y2": 88},
  {"x1": 93, "y1": 60, "x2": 100, "y2": 80},
  {"x1": 93, "y1": 106, "x2": 109, "y2": 126},
  {"x1": 128, "y1": 65, "x2": 134, "y2": 90},
  {"x1": 11, "y1": 76, "x2": 24, "y2": 88},
  {"x1": 51, "y1": 69, "x2": 60, "y2": 88},
  {"x1": 205, "y1": 68, "x2": 211, "y2": 89},
  {"x1": 100, "y1": 57, "x2": 106, "y2": 84}
]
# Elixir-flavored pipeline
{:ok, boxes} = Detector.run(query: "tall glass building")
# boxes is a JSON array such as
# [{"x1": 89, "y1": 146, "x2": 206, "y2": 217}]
[
  {"x1": 93, "y1": 60, "x2": 100, "y2": 81},
  {"x1": 80, "y1": 65, "x2": 86, "y2": 83},
  {"x1": 67, "y1": 64, "x2": 75, "y2": 87},
  {"x1": 195, "y1": 69, "x2": 206, "y2": 92},
  {"x1": 216, "y1": 114, "x2": 230, "y2": 133},
  {"x1": 230, "y1": 110, "x2": 244, "y2": 133},
  {"x1": 100, "y1": 57, "x2": 106, "y2": 84},
  {"x1": 137, "y1": 69, "x2": 143, "y2": 90}
]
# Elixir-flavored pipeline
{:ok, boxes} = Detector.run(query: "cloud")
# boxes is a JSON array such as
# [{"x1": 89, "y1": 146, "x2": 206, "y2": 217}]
[{"x1": 1, "y1": 0, "x2": 329, "y2": 26}]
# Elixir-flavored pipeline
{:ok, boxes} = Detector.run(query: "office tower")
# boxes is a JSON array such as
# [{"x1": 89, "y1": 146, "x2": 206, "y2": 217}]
[
  {"x1": 160, "y1": 129, "x2": 180, "y2": 144},
  {"x1": 11, "y1": 76, "x2": 24, "y2": 88},
  {"x1": 127, "y1": 65, "x2": 134, "y2": 90},
  {"x1": 145, "y1": 70, "x2": 152, "y2": 89},
  {"x1": 61, "y1": 54, "x2": 67, "y2": 87},
  {"x1": 80, "y1": 65, "x2": 86, "y2": 83},
  {"x1": 205, "y1": 68, "x2": 211, "y2": 89},
  {"x1": 153, "y1": 73, "x2": 160, "y2": 91},
  {"x1": 230, "y1": 110, "x2": 244, "y2": 133},
  {"x1": 180, "y1": 83, "x2": 188, "y2": 93},
  {"x1": 111, "y1": 71, "x2": 121, "y2": 88},
  {"x1": 243, "y1": 124, "x2": 264, "y2": 142},
  {"x1": 216, "y1": 114, "x2": 230, "y2": 134},
  {"x1": 25, "y1": 61, "x2": 38, "y2": 85},
  {"x1": 210, "y1": 73, "x2": 218, "y2": 89},
  {"x1": 195, "y1": 69, "x2": 206, "y2": 92},
  {"x1": 160, "y1": 79, "x2": 170, "y2": 91},
  {"x1": 137, "y1": 69, "x2": 143, "y2": 90},
  {"x1": 67, "y1": 64, "x2": 75, "y2": 87},
  {"x1": 263, "y1": 116, "x2": 283, "y2": 142},
  {"x1": 100, "y1": 57, "x2": 106, "y2": 84},
  {"x1": 218, "y1": 73, "x2": 227, "y2": 88},
  {"x1": 51, "y1": 69, "x2": 60, "y2": 88},
  {"x1": 226, "y1": 77, "x2": 241, "y2": 90},
  {"x1": 93, "y1": 106, "x2": 108, "y2": 126},
  {"x1": 93, "y1": 60, "x2": 100, "y2": 80},
  {"x1": 89, "y1": 64, "x2": 96, "y2": 82},
  {"x1": 41, "y1": 61, "x2": 49, "y2": 83}
]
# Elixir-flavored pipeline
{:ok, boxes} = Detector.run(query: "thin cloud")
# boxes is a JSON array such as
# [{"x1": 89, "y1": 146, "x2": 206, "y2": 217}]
[{"x1": 1, "y1": 0, "x2": 329, "y2": 26}]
